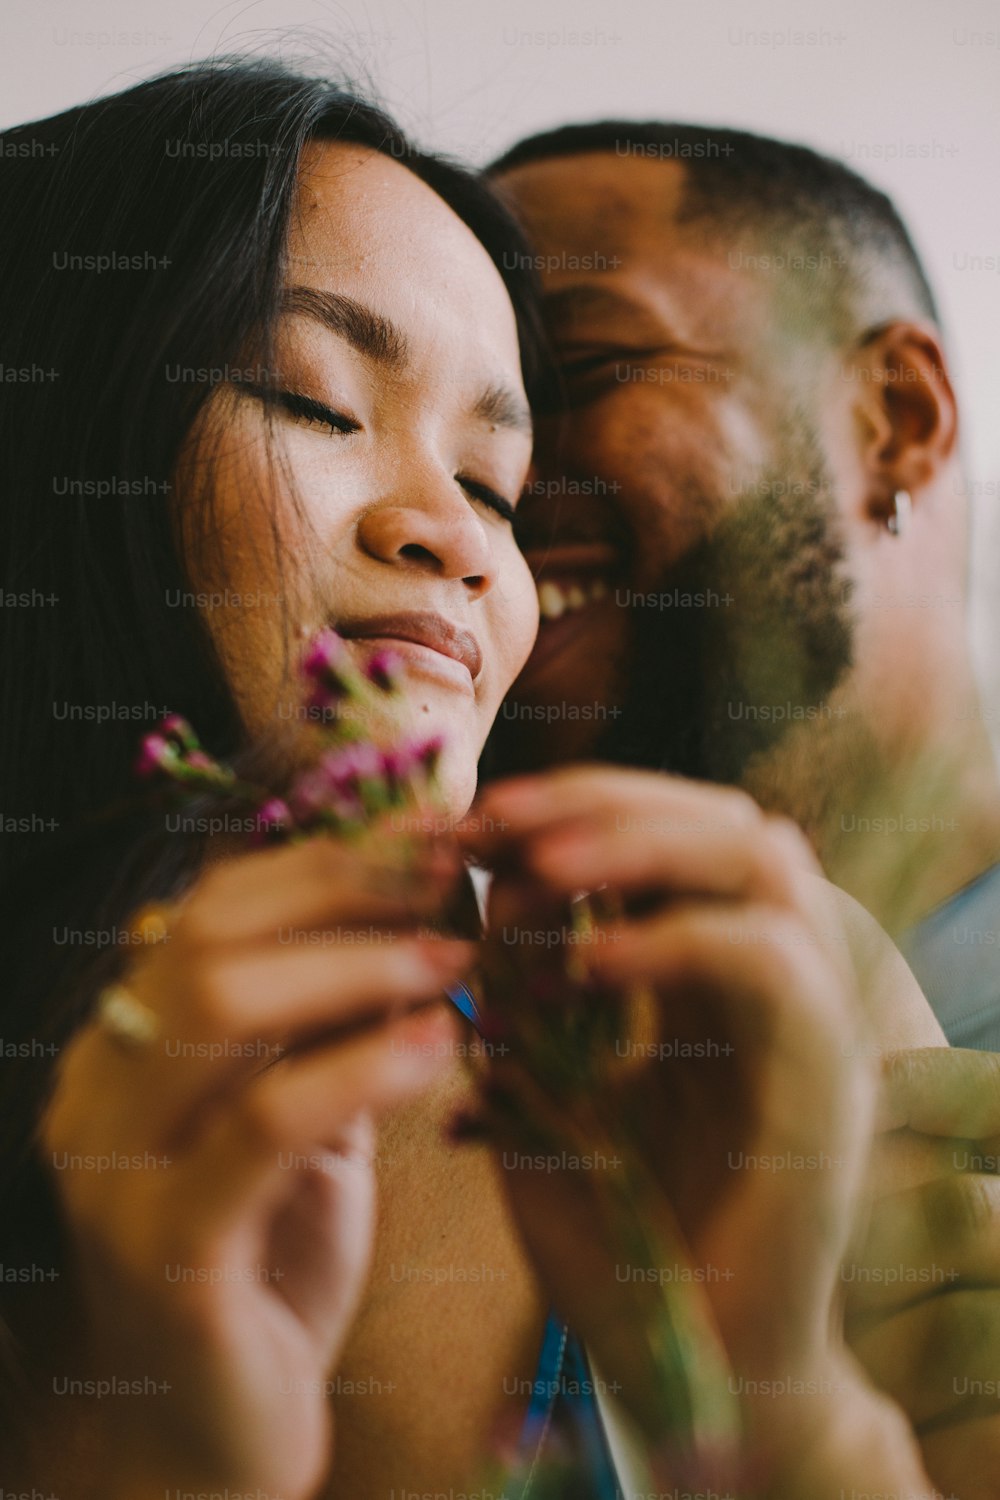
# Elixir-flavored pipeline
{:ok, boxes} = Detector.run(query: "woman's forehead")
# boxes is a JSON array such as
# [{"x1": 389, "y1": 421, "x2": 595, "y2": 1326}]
[{"x1": 287, "y1": 140, "x2": 523, "y2": 378}]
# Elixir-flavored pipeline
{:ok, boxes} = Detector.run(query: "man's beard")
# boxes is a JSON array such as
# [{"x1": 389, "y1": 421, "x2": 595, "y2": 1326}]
[{"x1": 600, "y1": 419, "x2": 859, "y2": 797}]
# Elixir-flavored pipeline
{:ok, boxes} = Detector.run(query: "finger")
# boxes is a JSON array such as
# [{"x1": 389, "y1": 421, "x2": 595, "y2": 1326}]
[
  {"x1": 45, "y1": 936, "x2": 474, "y2": 1157},
  {"x1": 866, "y1": 1123, "x2": 970, "y2": 1201},
  {"x1": 491, "y1": 894, "x2": 871, "y2": 1337},
  {"x1": 469, "y1": 766, "x2": 763, "y2": 846},
  {"x1": 591, "y1": 901, "x2": 873, "y2": 1294},
  {"x1": 849, "y1": 1286, "x2": 1000, "y2": 1429},
  {"x1": 174, "y1": 834, "x2": 462, "y2": 948},
  {"x1": 171, "y1": 1002, "x2": 459, "y2": 1238},
  {"x1": 880, "y1": 1048, "x2": 1000, "y2": 1137},
  {"x1": 465, "y1": 769, "x2": 762, "y2": 890},
  {"x1": 499, "y1": 820, "x2": 819, "y2": 928},
  {"x1": 489, "y1": 894, "x2": 865, "y2": 1180},
  {"x1": 579, "y1": 898, "x2": 845, "y2": 1025},
  {"x1": 166, "y1": 936, "x2": 475, "y2": 1044},
  {"x1": 67, "y1": 1008, "x2": 456, "y2": 1316},
  {"x1": 843, "y1": 1172, "x2": 1000, "y2": 1319},
  {"x1": 472, "y1": 768, "x2": 813, "y2": 868}
]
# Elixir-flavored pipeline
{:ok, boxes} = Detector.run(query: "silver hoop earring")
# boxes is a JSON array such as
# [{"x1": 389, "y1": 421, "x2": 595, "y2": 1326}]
[{"x1": 888, "y1": 489, "x2": 912, "y2": 536}]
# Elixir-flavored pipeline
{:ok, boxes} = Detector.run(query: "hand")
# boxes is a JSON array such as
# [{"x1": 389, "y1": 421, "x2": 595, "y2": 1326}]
[
  {"x1": 847, "y1": 1046, "x2": 1000, "y2": 1500},
  {"x1": 41, "y1": 833, "x2": 471, "y2": 1500},
  {"x1": 462, "y1": 767, "x2": 892, "y2": 1488}
]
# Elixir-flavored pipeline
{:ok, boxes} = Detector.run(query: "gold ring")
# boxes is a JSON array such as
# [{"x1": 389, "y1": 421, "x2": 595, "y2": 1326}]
[
  {"x1": 96, "y1": 983, "x2": 161, "y2": 1048},
  {"x1": 129, "y1": 901, "x2": 176, "y2": 945}
]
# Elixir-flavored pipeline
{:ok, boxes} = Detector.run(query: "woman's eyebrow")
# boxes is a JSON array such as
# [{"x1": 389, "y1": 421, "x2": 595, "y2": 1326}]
[
  {"x1": 283, "y1": 285, "x2": 410, "y2": 368},
  {"x1": 283, "y1": 283, "x2": 530, "y2": 435},
  {"x1": 473, "y1": 383, "x2": 533, "y2": 436}
]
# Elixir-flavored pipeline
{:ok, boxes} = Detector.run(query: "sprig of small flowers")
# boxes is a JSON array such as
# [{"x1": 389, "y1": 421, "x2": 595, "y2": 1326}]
[{"x1": 136, "y1": 628, "x2": 443, "y2": 840}]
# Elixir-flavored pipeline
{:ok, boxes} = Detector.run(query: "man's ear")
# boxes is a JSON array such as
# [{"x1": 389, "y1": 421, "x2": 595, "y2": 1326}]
[{"x1": 845, "y1": 322, "x2": 958, "y2": 528}]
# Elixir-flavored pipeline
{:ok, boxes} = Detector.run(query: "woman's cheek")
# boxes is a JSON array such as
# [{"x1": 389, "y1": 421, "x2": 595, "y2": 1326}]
[{"x1": 492, "y1": 546, "x2": 540, "y2": 689}]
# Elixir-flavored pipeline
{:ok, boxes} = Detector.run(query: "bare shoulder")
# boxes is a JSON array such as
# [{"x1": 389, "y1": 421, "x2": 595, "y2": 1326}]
[{"x1": 808, "y1": 874, "x2": 946, "y2": 1051}]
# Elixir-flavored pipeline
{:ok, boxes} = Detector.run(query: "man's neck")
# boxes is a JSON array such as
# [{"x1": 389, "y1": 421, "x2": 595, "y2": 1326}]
[{"x1": 742, "y1": 698, "x2": 1000, "y2": 932}]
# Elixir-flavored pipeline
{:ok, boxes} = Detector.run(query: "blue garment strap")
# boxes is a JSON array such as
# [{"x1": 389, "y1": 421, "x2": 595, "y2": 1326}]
[
  {"x1": 518, "y1": 1311, "x2": 568, "y2": 1452},
  {"x1": 444, "y1": 983, "x2": 622, "y2": 1498},
  {"x1": 899, "y1": 860, "x2": 1000, "y2": 1050},
  {"x1": 445, "y1": 979, "x2": 482, "y2": 1028},
  {"x1": 510, "y1": 1312, "x2": 621, "y2": 1499},
  {"x1": 558, "y1": 1327, "x2": 622, "y2": 1499}
]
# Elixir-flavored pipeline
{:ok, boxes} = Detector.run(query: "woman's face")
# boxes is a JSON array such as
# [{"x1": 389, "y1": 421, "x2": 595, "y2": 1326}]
[{"x1": 185, "y1": 141, "x2": 539, "y2": 815}]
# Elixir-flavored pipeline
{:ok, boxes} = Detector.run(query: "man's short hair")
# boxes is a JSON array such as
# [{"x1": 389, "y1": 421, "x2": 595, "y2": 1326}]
[{"x1": 489, "y1": 121, "x2": 939, "y2": 345}]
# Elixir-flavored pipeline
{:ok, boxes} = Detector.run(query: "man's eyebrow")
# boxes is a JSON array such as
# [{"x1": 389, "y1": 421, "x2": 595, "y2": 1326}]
[
  {"x1": 472, "y1": 382, "x2": 533, "y2": 436},
  {"x1": 282, "y1": 285, "x2": 409, "y2": 368},
  {"x1": 541, "y1": 283, "x2": 654, "y2": 330}
]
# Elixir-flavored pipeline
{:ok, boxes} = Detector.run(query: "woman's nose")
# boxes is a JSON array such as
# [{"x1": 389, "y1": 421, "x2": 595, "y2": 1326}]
[{"x1": 356, "y1": 474, "x2": 497, "y2": 598}]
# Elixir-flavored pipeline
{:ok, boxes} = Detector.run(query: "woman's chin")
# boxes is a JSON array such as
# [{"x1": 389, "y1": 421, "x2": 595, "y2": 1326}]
[{"x1": 435, "y1": 751, "x2": 479, "y2": 827}]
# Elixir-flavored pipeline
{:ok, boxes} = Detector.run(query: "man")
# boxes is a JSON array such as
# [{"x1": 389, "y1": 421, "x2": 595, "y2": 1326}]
[
  {"x1": 487, "y1": 124, "x2": 1000, "y2": 1496},
  {"x1": 487, "y1": 121, "x2": 1000, "y2": 1051}
]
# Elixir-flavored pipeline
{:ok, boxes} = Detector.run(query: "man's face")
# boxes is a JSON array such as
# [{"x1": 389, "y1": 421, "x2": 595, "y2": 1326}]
[{"x1": 492, "y1": 151, "x2": 857, "y2": 779}]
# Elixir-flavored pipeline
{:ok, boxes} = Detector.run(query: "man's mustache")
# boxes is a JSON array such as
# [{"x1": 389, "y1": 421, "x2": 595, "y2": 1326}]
[{"x1": 515, "y1": 492, "x2": 632, "y2": 557}]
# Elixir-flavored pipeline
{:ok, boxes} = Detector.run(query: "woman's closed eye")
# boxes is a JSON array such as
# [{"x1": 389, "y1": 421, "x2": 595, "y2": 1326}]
[
  {"x1": 456, "y1": 475, "x2": 517, "y2": 525},
  {"x1": 246, "y1": 384, "x2": 361, "y2": 436},
  {"x1": 244, "y1": 383, "x2": 517, "y2": 522}
]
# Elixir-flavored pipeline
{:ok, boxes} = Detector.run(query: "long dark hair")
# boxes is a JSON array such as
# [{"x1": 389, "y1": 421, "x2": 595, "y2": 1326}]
[{"x1": 0, "y1": 55, "x2": 544, "y2": 1424}]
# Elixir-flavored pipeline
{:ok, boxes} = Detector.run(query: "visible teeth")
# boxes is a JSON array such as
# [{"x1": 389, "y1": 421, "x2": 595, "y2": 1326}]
[
  {"x1": 537, "y1": 577, "x2": 612, "y2": 620},
  {"x1": 538, "y1": 581, "x2": 566, "y2": 620}
]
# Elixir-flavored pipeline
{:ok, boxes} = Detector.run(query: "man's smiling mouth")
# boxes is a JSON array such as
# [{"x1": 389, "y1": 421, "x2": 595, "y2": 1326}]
[
  {"x1": 537, "y1": 575, "x2": 609, "y2": 620},
  {"x1": 521, "y1": 541, "x2": 625, "y2": 621}
]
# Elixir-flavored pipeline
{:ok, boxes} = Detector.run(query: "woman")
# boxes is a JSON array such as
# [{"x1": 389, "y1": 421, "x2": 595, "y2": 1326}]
[{"x1": 0, "y1": 59, "x2": 935, "y2": 1499}]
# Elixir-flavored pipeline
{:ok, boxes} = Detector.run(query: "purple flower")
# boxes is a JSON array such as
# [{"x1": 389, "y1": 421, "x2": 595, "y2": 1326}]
[
  {"x1": 364, "y1": 648, "x2": 403, "y2": 694},
  {"x1": 288, "y1": 764, "x2": 364, "y2": 824},
  {"x1": 327, "y1": 740, "x2": 383, "y2": 782},
  {"x1": 250, "y1": 797, "x2": 294, "y2": 845},
  {"x1": 304, "y1": 684, "x2": 344, "y2": 716},
  {"x1": 378, "y1": 746, "x2": 410, "y2": 798},
  {"x1": 373, "y1": 736, "x2": 445, "y2": 799},
  {"x1": 159, "y1": 713, "x2": 199, "y2": 752},
  {"x1": 414, "y1": 736, "x2": 444, "y2": 776},
  {"x1": 301, "y1": 628, "x2": 354, "y2": 708},
  {"x1": 257, "y1": 796, "x2": 292, "y2": 830},
  {"x1": 302, "y1": 628, "x2": 348, "y2": 678},
  {"x1": 135, "y1": 732, "x2": 177, "y2": 779},
  {"x1": 287, "y1": 766, "x2": 334, "y2": 820}
]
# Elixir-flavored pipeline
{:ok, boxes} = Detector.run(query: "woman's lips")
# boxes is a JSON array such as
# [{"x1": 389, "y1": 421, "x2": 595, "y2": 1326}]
[{"x1": 337, "y1": 612, "x2": 481, "y2": 693}]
